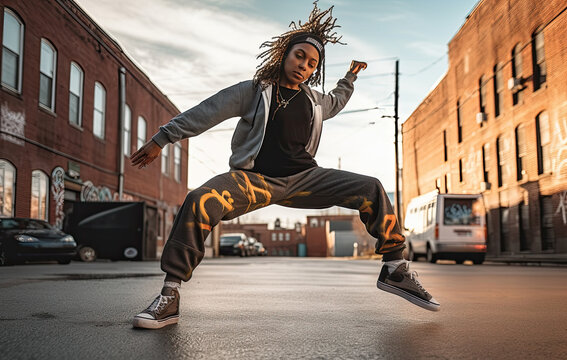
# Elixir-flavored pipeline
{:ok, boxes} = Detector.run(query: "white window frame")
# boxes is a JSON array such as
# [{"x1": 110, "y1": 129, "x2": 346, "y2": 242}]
[
  {"x1": 93, "y1": 82, "x2": 106, "y2": 139},
  {"x1": 123, "y1": 104, "x2": 131, "y2": 156},
  {"x1": 2, "y1": 9, "x2": 24, "y2": 93},
  {"x1": 39, "y1": 39, "x2": 57, "y2": 111},
  {"x1": 174, "y1": 143, "x2": 182, "y2": 182},
  {"x1": 0, "y1": 159, "x2": 16, "y2": 217},
  {"x1": 161, "y1": 144, "x2": 170, "y2": 175},
  {"x1": 69, "y1": 62, "x2": 84, "y2": 127},
  {"x1": 30, "y1": 170, "x2": 49, "y2": 221},
  {"x1": 137, "y1": 116, "x2": 146, "y2": 149}
]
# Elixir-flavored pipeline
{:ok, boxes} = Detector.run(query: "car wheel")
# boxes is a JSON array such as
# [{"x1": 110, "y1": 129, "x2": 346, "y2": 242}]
[
  {"x1": 426, "y1": 246, "x2": 437, "y2": 264},
  {"x1": 58, "y1": 259, "x2": 72, "y2": 265},
  {"x1": 0, "y1": 248, "x2": 12, "y2": 266},
  {"x1": 78, "y1": 246, "x2": 96, "y2": 262},
  {"x1": 472, "y1": 256, "x2": 484, "y2": 265},
  {"x1": 407, "y1": 244, "x2": 417, "y2": 262}
]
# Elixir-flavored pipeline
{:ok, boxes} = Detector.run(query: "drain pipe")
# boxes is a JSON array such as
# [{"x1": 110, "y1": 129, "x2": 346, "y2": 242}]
[{"x1": 118, "y1": 67, "x2": 126, "y2": 200}]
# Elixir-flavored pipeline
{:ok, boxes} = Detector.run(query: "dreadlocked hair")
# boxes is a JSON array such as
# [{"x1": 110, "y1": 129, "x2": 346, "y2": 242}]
[{"x1": 253, "y1": 1, "x2": 345, "y2": 93}]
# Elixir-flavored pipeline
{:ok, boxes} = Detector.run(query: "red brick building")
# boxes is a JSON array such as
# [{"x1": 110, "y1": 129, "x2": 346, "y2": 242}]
[
  {"x1": 402, "y1": 0, "x2": 567, "y2": 260},
  {"x1": 0, "y1": 0, "x2": 188, "y2": 257},
  {"x1": 305, "y1": 215, "x2": 375, "y2": 257},
  {"x1": 221, "y1": 220, "x2": 305, "y2": 256}
]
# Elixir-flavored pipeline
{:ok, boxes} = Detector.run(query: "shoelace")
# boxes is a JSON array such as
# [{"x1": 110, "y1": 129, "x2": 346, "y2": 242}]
[
  {"x1": 148, "y1": 295, "x2": 171, "y2": 314},
  {"x1": 408, "y1": 270, "x2": 428, "y2": 295}
]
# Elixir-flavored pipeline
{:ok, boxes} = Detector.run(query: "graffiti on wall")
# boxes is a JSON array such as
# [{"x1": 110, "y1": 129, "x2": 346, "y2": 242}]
[
  {"x1": 51, "y1": 167, "x2": 65, "y2": 229},
  {"x1": 554, "y1": 111, "x2": 567, "y2": 178},
  {"x1": 0, "y1": 102, "x2": 25, "y2": 146},
  {"x1": 556, "y1": 191, "x2": 567, "y2": 225},
  {"x1": 80, "y1": 180, "x2": 133, "y2": 202}
]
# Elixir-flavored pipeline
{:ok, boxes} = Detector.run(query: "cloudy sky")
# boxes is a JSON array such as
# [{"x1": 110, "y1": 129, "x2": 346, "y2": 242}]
[{"x1": 75, "y1": 0, "x2": 478, "y2": 226}]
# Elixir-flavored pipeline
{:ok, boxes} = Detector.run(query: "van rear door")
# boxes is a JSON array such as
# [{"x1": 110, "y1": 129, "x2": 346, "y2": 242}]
[{"x1": 439, "y1": 196, "x2": 486, "y2": 244}]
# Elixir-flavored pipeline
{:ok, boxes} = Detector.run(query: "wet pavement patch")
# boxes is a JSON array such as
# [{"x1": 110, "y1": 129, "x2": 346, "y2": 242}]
[
  {"x1": 31, "y1": 312, "x2": 57, "y2": 319},
  {"x1": 47, "y1": 273, "x2": 162, "y2": 280}
]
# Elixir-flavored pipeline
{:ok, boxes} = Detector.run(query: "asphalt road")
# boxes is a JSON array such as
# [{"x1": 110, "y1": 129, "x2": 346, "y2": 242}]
[{"x1": 1, "y1": 257, "x2": 566, "y2": 360}]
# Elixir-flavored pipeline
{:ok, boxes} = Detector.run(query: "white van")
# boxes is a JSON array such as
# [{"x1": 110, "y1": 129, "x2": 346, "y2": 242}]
[{"x1": 403, "y1": 190, "x2": 487, "y2": 264}]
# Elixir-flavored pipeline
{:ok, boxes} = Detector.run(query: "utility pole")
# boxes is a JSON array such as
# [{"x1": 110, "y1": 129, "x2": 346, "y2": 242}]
[{"x1": 394, "y1": 60, "x2": 401, "y2": 222}]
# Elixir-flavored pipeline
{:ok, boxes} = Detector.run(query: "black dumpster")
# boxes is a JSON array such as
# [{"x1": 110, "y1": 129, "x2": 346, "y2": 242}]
[{"x1": 64, "y1": 201, "x2": 151, "y2": 261}]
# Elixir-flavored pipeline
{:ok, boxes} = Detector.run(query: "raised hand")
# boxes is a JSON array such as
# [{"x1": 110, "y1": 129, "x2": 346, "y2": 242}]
[
  {"x1": 349, "y1": 60, "x2": 368, "y2": 75},
  {"x1": 130, "y1": 140, "x2": 162, "y2": 169}
]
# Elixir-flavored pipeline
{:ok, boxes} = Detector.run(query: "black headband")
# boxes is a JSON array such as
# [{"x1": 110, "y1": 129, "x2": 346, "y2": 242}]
[{"x1": 287, "y1": 33, "x2": 325, "y2": 61}]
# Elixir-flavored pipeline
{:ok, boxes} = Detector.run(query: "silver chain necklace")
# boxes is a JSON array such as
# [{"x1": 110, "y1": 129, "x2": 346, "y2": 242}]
[{"x1": 277, "y1": 86, "x2": 302, "y2": 109}]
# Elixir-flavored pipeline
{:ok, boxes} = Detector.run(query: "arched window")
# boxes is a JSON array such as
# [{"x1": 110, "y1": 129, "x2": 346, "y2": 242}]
[
  {"x1": 515, "y1": 124, "x2": 527, "y2": 181},
  {"x1": 93, "y1": 82, "x2": 106, "y2": 139},
  {"x1": 174, "y1": 143, "x2": 182, "y2": 182},
  {"x1": 493, "y1": 63, "x2": 504, "y2": 117},
  {"x1": 69, "y1": 62, "x2": 84, "y2": 126},
  {"x1": 532, "y1": 27, "x2": 546, "y2": 91},
  {"x1": 536, "y1": 111, "x2": 551, "y2": 174},
  {"x1": 137, "y1": 116, "x2": 147, "y2": 149},
  {"x1": 2, "y1": 8, "x2": 24, "y2": 92},
  {"x1": 123, "y1": 105, "x2": 132, "y2": 156},
  {"x1": 30, "y1": 170, "x2": 49, "y2": 221},
  {"x1": 511, "y1": 44, "x2": 523, "y2": 105},
  {"x1": 39, "y1": 39, "x2": 57, "y2": 111},
  {"x1": 0, "y1": 160, "x2": 16, "y2": 217}
]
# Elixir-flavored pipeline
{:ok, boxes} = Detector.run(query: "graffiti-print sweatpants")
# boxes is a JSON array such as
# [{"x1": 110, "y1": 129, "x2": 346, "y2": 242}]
[{"x1": 161, "y1": 167, "x2": 405, "y2": 281}]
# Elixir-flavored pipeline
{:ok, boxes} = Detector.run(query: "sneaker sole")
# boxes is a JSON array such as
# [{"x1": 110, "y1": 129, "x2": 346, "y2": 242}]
[
  {"x1": 132, "y1": 315, "x2": 179, "y2": 329},
  {"x1": 377, "y1": 280, "x2": 440, "y2": 312}
]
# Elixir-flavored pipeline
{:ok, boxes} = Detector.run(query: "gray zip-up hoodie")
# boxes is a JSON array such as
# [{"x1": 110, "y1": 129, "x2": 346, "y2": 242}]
[{"x1": 152, "y1": 72, "x2": 357, "y2": 170}]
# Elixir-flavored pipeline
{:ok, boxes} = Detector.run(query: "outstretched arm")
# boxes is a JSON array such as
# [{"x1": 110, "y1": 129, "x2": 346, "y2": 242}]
[
  {"x1": 349, "y1": 60, "x2": 367, "y2": 75},
  {"x1": 320, "y1": 60, "x2": 367, "y2": 120}
]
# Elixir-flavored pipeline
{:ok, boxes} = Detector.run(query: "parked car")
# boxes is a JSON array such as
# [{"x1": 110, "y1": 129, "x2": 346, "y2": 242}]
[
  {"x1": 254, "y1": 241, "x2": 267, "y2": 256},
  {"x1": 0, "y1": 218, "x2": 77, "y2": 265},
  {"x1": 247, "y1": 237, "x2": 258, "y2": 256},
  {"x1": 220, "y1": 233, "x2": 250, "y2": 256},
  {"x1": 404, "y1": 191, "x2": 487, "y2": 264}
]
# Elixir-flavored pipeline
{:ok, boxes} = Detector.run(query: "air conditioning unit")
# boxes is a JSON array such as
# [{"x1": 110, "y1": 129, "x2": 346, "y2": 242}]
[
  {"x1": 508, "y1": 77, "x2": 522, "y2": 92},
  {"x1": 480, "y1": 182, "x2": 491, "y2": 192},
  {"x1": 476, "y1": 112, "x2": 487, "y2": 124}
]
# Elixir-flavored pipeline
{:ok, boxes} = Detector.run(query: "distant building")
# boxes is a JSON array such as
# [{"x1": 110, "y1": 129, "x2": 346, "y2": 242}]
[
  {"x1": 221, "y1": 220, "x2": 305, "y2": 256},
  {"x1": 0, "y1": 0, "x2": 188, "y2": 258},
  {"x1": 305, "y1": 215, "x2": 376, "y2": 257},
  {"x1": 402, "y1": 0, "x2": 567, "y2": 260}
]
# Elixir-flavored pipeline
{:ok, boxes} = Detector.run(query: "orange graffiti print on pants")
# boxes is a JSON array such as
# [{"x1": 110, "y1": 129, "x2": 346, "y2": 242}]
[
  {"x1": 382, "y1": 214, "x2": 397, "y2": 239},
  {"x1": 195, "y1": 189, "x2": 235, "y2": 230},
  {"x1": 231, "y1": 171, "x2": 272, "y2": 212}
]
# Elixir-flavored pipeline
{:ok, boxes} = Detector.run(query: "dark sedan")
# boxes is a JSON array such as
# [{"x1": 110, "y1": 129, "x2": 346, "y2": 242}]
[{"x1": 0, "y1": 218, "x2": 77, "y2": 265}]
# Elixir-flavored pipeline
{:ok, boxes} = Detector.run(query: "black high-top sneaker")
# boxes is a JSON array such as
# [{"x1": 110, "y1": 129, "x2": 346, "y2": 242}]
[
  {"x1": 377, "y1": 261, "x2": 440, "y2": 311},
  {"x1": 133, "y1": 286, "x2": 180, "y2": 329}
]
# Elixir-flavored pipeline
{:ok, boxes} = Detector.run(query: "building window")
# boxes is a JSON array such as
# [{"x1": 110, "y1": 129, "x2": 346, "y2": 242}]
[
  {"x1": 30, "y1": 170, "x2": 49, "y2": 221},
  {"x1": 161, "y1": 144, "x2": 170, "y2": 175},
  {"x1": 278, "y1": 233, "x2": 283, "y2": 241},
  {"x1": 519, "y1": 200, "x2": 530, "y2": 251},
  {"x1": 174, "y1": 143, "x2": 182, "y2": 182},
  {"x1": 500, "y1": 207, "x2": 509, "y2": 252},
  {"x1": 93, "y1": 82, "x2": 106, "y2": 139},
  {"x1": 536, "y1": 111, "x2": 551, "y2": 175},
  {"x1": 285, "y1": 233, "x2": 290, "y2": 241},
  {"x1": 532, "y1": 28, "x2": 546, "y2": 91},
  {"x1": 0, "y1": 160, "x2": 16, "y2": 217},
  {"x1": 511, "y1": 44, "x2": 523, "y2": 105},
  {"x1": 1, "y1": 9, "x2": 24, "y2": 92},
  {"x1": 540, "y1": 196, "x2": 554, "y2": 250},
  {"x1": 493, "y1": 64, "x2": 503, "y2": 117},
  {"x1": 310, "y1": 218, "x2": 318, "y2": 227},
  {"x1": 443, "y1": 130, "x2": 447, "y2": 162},
  {"x1": 482, "y1": 143, "x2": 490, "y2": 183},
  {"x1": 444, "y1": 174, "x2": 448, "y2": 193},
  {"x1": 69, "y1": 62, "x2": 84, "y2": 127},
  {"x1": 458, "y1": 159, "x2": 463, "y2": 183},
  {"x1": 123, "y1": 105, "x2": 131, "y2": 156},
  {"x1": 137, "y1": 116, "x2": 146, "y2": 149},
  {"x1": 271, "y1": 233, "x2": 276, "y2": 241},
  {"x1": 39, "y1": 39, "x2": 57, "y2": 111},
  {"x1": 457, "y1": 100, "x2": 462, "y2": 143},
  {"x1": 496, "y1": 136, "x2": 505, "y2": 187},
  {"x1": 515, "y1": 125, "x2": 527, "y2": 181},
  {"x1": 479, "y1": 76, "x2": 487, "y2": 115}
]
